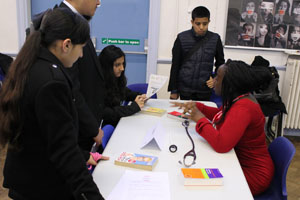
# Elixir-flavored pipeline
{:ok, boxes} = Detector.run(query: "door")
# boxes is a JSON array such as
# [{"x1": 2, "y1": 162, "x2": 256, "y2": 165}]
[{"x1": 31, "y1": 0, "x2": 150, "y2": 84}]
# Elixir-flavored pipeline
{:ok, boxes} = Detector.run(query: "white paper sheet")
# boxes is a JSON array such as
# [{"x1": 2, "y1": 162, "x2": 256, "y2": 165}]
[
  {"x1": 146, "y1": 74, "x2": 168, "y2": 98},
  {"x1": 140, "y1": 122, "x2": 166, "y2": 150},
  {"x1": 107, "y1": 170, "x2": 170, "y2": 200}
]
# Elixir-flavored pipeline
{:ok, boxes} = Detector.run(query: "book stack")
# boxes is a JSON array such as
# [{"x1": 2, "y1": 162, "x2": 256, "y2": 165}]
[
  {"x1": 181, "y1": 168, "x2": 223, "y2": 186},
  {"x1": 140, "y1": 107, "x2": 166, "y2": 116},
  {"x1": 114, "y1": 152, "x2": 158, "y2": 171}
]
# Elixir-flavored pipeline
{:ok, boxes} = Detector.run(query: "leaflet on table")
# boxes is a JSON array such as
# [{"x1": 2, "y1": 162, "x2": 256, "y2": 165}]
[
  {"x1": 146, "y1": 74, "x2": 168, "y2": 98},
  {"x1": 140, "y1": 122, "x2": 166, "y2": 150},
  {"x1": 107, "y1": 170, "x2": 170, "y2": 200}
]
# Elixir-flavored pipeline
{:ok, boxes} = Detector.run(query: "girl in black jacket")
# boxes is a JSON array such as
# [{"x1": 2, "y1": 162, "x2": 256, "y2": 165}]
[
  {"x1": 0, "y1": 8, "x2": 104, "y2": 200},
  {"x1": 98, "y1": 45, "x2": 146, "y2": 127}
]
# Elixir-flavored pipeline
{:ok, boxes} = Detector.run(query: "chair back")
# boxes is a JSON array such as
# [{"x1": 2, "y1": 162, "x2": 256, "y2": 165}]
[
  {"x1": 269, "y1": 136, "x2": 295, "y2": 199},
  {"x1": 127, "y1": 83, "x2": 157, "y2": 99},
  {"x1": 254, "y1": 136, "x2": 295, "y2": 200},
  {"x1": 102, "y1": 124, "x2": 115, "y2": 149}
]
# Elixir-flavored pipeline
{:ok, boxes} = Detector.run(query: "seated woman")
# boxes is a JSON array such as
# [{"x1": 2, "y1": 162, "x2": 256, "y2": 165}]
[
  {"x1": 173, "y1": 60, "x2": 274, "y2": 196},
  {"x1": 98, "y1": 45, "x2": 146, "y2": 127}
]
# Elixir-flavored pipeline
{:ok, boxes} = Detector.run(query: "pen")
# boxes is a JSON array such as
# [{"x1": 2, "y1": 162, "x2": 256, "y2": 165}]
[
  {"x1": 81, "y1": 193, "x2": 88, "y2": 200},
  {"x1": 99, "y1": 119, "x2": 103, "y2": 128},
  {"x1": 91, "y1": 119, "x2": 104, "y2": 153}
]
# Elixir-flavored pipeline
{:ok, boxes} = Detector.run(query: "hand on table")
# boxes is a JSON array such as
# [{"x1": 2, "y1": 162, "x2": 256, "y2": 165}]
[
  {"x1": 135, "y1": 95, "x2": 145, "y2": 109},
  {"x1": 171, "y1": 101, "x2": 205, "y2": 122},
  {"x1": 87, "y1": 153, "x2": 110, "y2": 166}
]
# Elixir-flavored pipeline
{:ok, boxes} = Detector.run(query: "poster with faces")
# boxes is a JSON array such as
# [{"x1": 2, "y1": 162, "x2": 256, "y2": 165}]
[
  {"x1": 238, "y1": 22, "x2": 256, "y2": 46},
  {"x1": 225, "y1": 0, "x2": 300, "y2": 50}
]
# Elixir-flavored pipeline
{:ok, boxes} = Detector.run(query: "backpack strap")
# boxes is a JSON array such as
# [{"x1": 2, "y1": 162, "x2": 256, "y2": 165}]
[
  {"x1": 182, "y1": 39, "x2": 204, "y2": 64},
  {"x1": 182, "y1": 34, "x2": 210, "y2": 64}
]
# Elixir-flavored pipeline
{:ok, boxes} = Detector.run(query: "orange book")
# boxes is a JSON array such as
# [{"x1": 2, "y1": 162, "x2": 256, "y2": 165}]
[{"x1": 181, "y1": 168, "x2": 223, "y2": 186}]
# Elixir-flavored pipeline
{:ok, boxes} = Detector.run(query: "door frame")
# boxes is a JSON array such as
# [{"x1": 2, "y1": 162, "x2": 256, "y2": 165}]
[{"x1": 19, "y1": 0, "x2": 160, "y2": 83}]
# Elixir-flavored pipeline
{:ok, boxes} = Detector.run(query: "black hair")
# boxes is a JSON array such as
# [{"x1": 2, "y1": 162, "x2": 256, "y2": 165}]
[
  {"x1": 256, "y1": 23, "x2": 271, "y2": 37},
  {"x1": 98, "y1": 45, "x2": 127, "y2": 107},
  {"x1": 217, "y1": 60, "x2": 273, "y2": 124},
  {"x1": 192, "y1": 6, "x2": 210, "y2": 20},
  {"x1": 242, "y1": 0, "x2": 259, "y2": 11},
  {"x1": 0, "y1": 8, "x2": 90, "y2": 149},
  {"x1": 275, "y1": 24, "x2": 287, "y2": 34},
  {"x1": 276, "y1": 0, "x2": 291, "y2": 15},
  {"x1": 288, "y1": 25, "x2": 300, "y2": 42},
  {"x1": 243, "y1": 23, "x2": 254, "y2": 31},
  {"x1": 291, "y1": 1, "x2": 300, "y2": 16}
]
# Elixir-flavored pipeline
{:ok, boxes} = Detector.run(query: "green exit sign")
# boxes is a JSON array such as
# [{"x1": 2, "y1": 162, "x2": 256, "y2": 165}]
[{"x1": 102, "y1": 38, "x2": 140, "y2": 45}]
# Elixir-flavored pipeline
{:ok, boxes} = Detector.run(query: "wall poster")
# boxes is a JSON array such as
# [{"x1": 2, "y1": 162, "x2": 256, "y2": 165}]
[{"x1": 225, "y1": 0, "x2": 300, "y2": 50}]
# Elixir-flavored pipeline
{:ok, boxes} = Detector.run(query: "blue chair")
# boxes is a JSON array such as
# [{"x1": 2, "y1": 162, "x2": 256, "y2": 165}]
[
  {"x1": 210, "y1": 89, "x2": 222, "y2": 108},
  {"x1": 127, "y1": 83, "x2": 157, "y2": 99},
  {"x1": 102, "y1": 124, "x2": 115, "y2": 149},
  {"x1": 254, "y1": 136, "x2": 295, "y2": 200}
]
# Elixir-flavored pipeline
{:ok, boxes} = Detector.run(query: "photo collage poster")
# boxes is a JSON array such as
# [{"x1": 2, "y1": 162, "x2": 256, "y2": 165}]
[{"x1": 225, "y1": 0, "x2": 300, "y2": 50}]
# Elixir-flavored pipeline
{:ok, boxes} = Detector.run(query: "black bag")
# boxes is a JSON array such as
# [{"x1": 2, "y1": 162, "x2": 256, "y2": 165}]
[{"x1": 253, "y1": 66, "x2": 280, "y2": 103}]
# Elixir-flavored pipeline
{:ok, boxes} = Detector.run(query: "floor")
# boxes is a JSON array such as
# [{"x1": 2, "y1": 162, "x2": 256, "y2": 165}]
[{"x1": 1, "y1": 136, "x2": 300, "y2": 200}]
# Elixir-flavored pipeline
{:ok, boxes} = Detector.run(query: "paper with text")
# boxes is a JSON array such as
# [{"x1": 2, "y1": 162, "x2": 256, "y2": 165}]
[
  {"x1": 107, "y1": 170, "x2": 170, "y2": 200},
  {"x1": 140, "y1": 122, "x2": 166, "y2": 150},
  {"x1": 146, "y1": 74, "x2": 168, "y2": 98}
]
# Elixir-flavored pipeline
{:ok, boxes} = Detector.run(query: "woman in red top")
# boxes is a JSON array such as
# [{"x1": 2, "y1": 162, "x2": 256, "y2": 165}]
[{"x1": 176, "y1": 60, "x2": 275, "y2": 196}]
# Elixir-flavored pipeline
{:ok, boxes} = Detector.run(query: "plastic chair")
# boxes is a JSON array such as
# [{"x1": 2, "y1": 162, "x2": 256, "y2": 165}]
[
  {"x1": 254, "y1": 136, "x2": 295, "y2": 200},
  {"x1": 209, "y1": 89, "x2": 222, "y2": 108},
  {"x1": 127, "y1": 83, "x2": 157, "y2": 99},
  {"x1": 102, "y1": 124, "x2": 115, "y2": 149}
]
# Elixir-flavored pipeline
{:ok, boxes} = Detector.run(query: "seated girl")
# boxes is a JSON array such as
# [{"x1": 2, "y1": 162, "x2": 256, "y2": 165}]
[
  {"x1": 173, "y1": 60, "x2": 275, "y2": 196},
  {"x1": 98, "y1": 45, "x2": 146, "y2": 127}
]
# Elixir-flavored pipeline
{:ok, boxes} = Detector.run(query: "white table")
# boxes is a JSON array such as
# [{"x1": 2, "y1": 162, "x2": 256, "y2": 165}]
[{"x1": 93, "y1": 99, "x2": 253, "y2": 200}]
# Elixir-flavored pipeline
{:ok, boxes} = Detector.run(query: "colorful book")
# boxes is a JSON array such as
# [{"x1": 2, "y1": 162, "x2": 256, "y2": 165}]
[
  {"x1": 140, "y1": 107, "x2": 166, "y2": 116},
  {"x1": 114, "y1": 152, "x2": 158, "y2": 171},
  {"x1": 167, "y1": 111, "x2": 189, "y2": 121},
  {"x1": 181, "y1": 168, "x2": 223, "y2": 186}
]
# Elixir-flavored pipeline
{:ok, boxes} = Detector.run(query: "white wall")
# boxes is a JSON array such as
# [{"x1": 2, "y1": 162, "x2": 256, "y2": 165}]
[
  {"x1": 156, "y1": 0, "x2": 288, "y2": 99},
  {"x1": 0, "y1": 0, "x2": 30, "y2": 56},
  {"x1": 0, "y1": 0, "x2": 289, "y2": 99},
  {"x1": 0, "y1": 0, "x2": 19, "y2": 54}
]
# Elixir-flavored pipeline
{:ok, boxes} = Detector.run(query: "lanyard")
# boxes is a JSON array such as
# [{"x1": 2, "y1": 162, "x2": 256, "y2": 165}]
[{"x1": 212, "y1": 93, "x2": 250, "y2": 127}]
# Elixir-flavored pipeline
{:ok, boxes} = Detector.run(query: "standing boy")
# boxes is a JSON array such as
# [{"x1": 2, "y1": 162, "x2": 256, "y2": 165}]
[
  {"x1": 168, "y1": 6, "x2": 225, "y2": 101},
  {"x1": 57, "y1": 0, "x2": 106, "y2": 153}
]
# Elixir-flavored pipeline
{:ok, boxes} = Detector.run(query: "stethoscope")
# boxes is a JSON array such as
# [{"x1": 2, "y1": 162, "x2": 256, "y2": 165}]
[{"x1": 169, "y1": 120, "x2": 196, "y2": 168}]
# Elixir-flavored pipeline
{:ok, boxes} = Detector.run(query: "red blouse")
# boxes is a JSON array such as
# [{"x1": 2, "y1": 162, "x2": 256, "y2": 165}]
[{"x1": 195, "y1": 99, "x2": 274, "y2": 195}]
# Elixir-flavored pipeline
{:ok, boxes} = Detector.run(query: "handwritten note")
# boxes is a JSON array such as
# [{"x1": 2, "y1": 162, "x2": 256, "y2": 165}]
[{"x1": 107, "y1": 170, "x2": 170, "y2": 200}]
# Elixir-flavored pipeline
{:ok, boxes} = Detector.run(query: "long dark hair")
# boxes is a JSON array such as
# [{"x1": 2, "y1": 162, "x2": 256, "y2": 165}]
[
  {"x1": 218, "y1": 60, "x2": 272, "y2": 124},
  {"x1": 98, "y1": 45, "x2": 127, "y2": 106},
  {"x1": 0, "y1": 8, "x2": 90, "y2": 149},
  {"x1": 276, "y1": 0, "x2": 290, "y2": 16}
]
